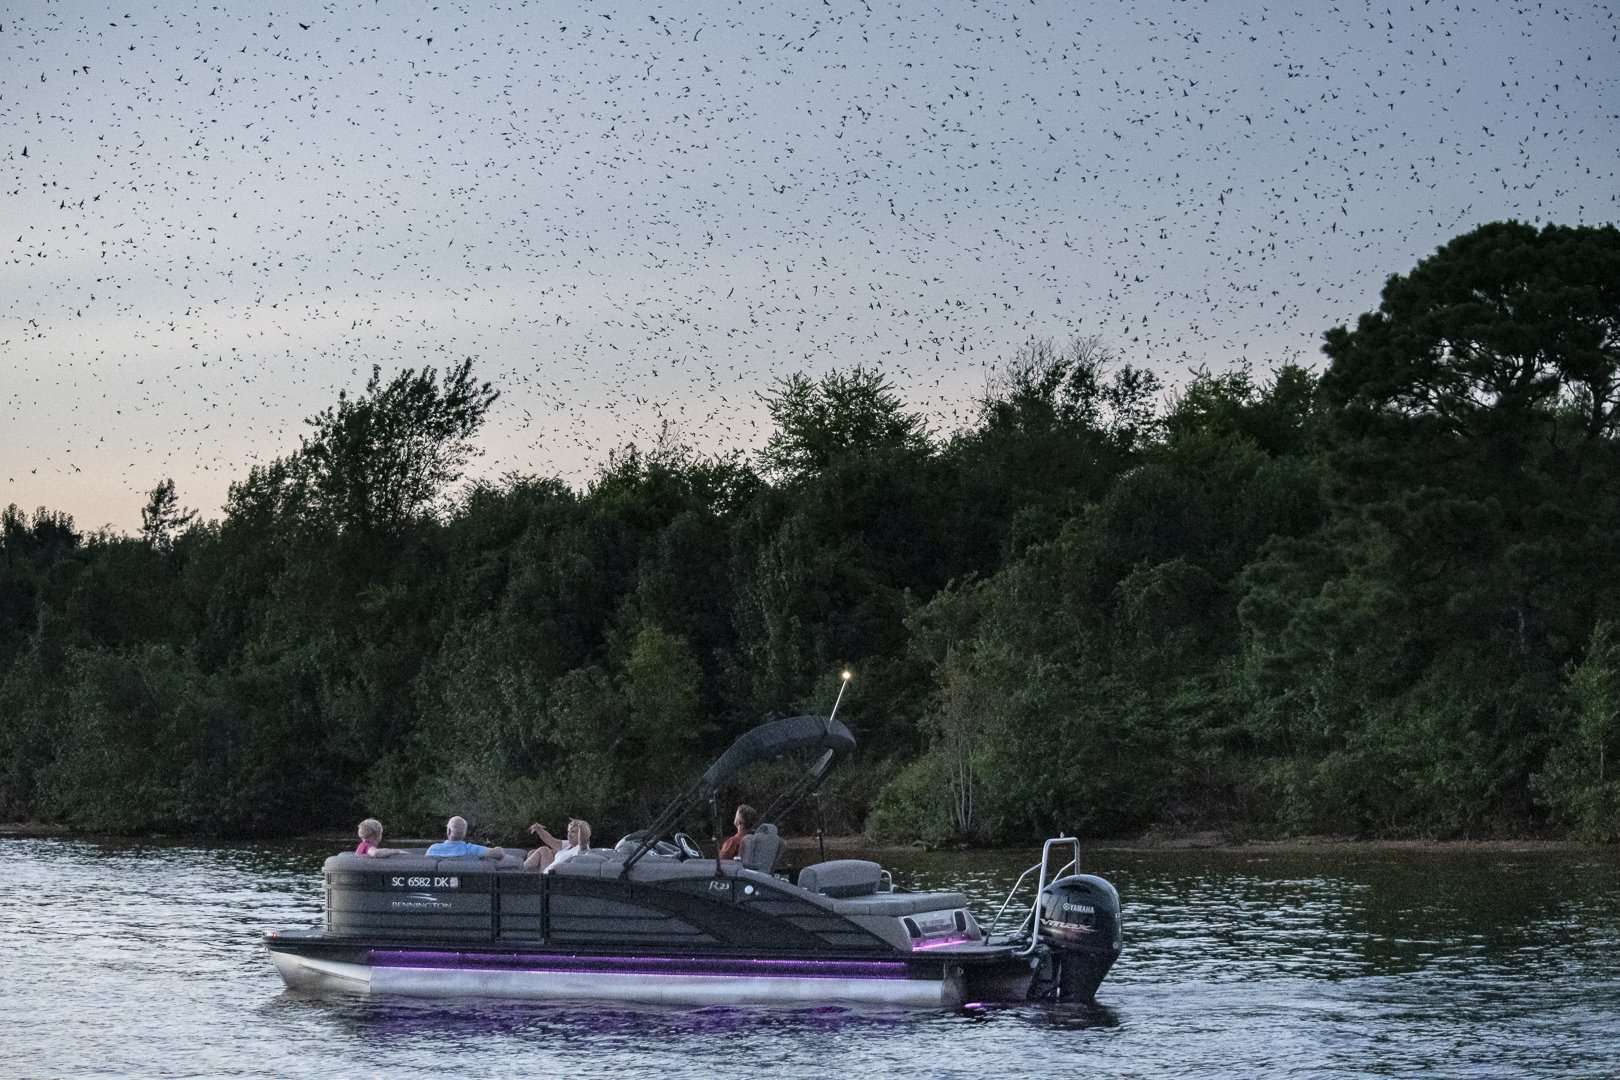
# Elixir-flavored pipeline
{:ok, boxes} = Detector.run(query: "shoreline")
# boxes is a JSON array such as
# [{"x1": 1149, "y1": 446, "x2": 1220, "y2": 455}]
[
  {"x1": 782, "y1": 833, "x2": 1609, "y2": 856},
  {"x1": 2, "y1": 821, "x2": 1608, "y2": 854}
]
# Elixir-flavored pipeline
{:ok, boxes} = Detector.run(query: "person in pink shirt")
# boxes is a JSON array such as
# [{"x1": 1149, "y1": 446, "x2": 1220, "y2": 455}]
[
  {"x1": 354, "y1": 818, "x2": 405, "y2": 857},
  {"x1": 718, "y1": 804, "x2": 758, "y2": 861}
]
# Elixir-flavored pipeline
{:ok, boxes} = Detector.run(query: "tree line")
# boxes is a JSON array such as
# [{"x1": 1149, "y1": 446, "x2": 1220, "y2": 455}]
[{"x1": 2, "y1": 221, "x2": 1617, "y2": 843}]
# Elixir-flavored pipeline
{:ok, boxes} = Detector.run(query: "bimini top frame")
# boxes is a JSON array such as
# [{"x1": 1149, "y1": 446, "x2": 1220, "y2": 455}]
[{"x1": 619, "y1": 713, "x2": 856, "y2": 877}]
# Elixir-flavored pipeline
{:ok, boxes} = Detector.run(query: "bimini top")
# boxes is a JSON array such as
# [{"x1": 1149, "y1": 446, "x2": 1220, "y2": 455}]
[
  {"x1": 620, "y1": 713, "x2": 856, "y2": 876},
  {"x1": 699, "y1": 713, "x2": 855, "y2": 797}
]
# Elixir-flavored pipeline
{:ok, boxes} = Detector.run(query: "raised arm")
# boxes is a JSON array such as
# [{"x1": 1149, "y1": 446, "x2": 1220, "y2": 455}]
[{"x1": 528, "y1": 823, "x2": 564, "y2": 851}]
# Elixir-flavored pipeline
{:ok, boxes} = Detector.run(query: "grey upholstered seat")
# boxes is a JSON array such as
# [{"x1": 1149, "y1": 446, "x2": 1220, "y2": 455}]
[
  {"x1": 824, "y1": 890, "x2": 969, "y2": 916},
  {"x1": 797, "y1": 859, "x2": 882, "y2": 897},
  {"x1": 738, "y1": 822, "x2": 785, "y2": 873},
  {"x1": 323, "y1": 851, "x2": 525, "y2": 873},
  {"x1": 545, "y1": 850, "x2": 622, "y2": 878}
]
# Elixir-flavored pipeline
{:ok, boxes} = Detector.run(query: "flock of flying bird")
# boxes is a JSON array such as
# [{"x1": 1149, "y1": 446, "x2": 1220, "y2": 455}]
[{"x1": 2, "y1": 0, "x2": 1615, "y2": 531}]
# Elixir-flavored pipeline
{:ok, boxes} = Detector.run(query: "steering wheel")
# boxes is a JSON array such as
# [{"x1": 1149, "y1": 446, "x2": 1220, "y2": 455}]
[{"x1": 672, "y1": 832, "x2": 703, "y2": 860}]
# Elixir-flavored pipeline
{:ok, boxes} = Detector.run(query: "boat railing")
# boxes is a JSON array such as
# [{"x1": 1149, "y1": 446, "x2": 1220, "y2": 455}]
[{"x1": 984, "y1": 836, "x2": 1081, "y2": 954}]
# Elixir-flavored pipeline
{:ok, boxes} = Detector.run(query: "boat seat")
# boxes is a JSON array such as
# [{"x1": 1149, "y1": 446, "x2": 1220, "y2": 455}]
[
  {"x1": 823, "y1": 889, "x2": 969, "y2": 916},
  {"x1": 739, "y1": 823, "x2": 785, "y2": 873},
  {"x1": 797, "y1": 859, "x2": 882, "y2": 897},
  {"x1": 624, "y1": 859, "x2": 742, "y2": 883},
  {"x1": 323, "y1": 852, "x2": 524, "y2": 873},
  {"x1": 552, "y1": 853, "x2": 760, "y2": 884},
  {"x1": 545, "y1": 850, "x2": 622, "y2": 877}
]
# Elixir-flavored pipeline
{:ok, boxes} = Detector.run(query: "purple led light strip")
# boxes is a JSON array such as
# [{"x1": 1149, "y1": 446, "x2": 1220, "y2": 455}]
[
  {"x1": 909, "y1": 935, "x2": 973, "y2": 951},
  {"x1": 370, "y1": 949, "x2": 915, "y2": 981}
]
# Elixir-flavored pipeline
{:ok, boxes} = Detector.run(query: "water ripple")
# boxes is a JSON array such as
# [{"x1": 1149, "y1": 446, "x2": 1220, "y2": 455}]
[{"x1": 1, "y1": 838, "x2": 1616, "y2": 1078}]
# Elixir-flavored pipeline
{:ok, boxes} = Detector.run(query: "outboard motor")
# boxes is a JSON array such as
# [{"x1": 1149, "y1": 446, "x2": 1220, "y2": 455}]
[{"x1": 1037, "y1": 874, "x2": 1122, "y2": 1003}]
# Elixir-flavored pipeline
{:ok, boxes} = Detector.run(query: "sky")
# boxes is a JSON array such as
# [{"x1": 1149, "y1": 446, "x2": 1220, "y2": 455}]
[{"x1": 2, "y1": 0, "x2": 1616, "y2": 533}]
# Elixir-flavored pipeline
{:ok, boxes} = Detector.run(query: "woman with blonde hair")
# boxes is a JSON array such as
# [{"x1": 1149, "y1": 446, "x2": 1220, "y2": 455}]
[
  {"x1": 354, "y1": 818, "x2": 405, "y2": 858},
  {"x1": 526, "y1": 818, "x2": 591, "y2": 872}
]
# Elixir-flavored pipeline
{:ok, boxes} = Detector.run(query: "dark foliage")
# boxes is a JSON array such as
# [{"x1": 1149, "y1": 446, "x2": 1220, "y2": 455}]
[{"x1": 2, "y1": 223, "x2": 1617, "y2": 843}]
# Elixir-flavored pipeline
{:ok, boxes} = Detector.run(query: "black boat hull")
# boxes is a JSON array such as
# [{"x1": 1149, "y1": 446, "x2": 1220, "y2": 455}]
[{"x1": 268, "y1": 930, "x2": 1037, "y2": 1008}]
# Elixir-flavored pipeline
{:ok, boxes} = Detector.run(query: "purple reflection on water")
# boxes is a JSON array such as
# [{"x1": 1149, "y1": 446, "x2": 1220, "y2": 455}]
[
  {"x1": 370, "y1": 949, "x2": 917, "y2": 981},
  {"x1": 301, "y1": 994, "x2": 914, "y2": 1041}
]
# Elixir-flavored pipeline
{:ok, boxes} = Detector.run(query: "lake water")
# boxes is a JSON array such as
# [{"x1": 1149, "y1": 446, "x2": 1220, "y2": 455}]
[{"x1": 2, "y1": 838, "x2": 1616, "y2": 1078}]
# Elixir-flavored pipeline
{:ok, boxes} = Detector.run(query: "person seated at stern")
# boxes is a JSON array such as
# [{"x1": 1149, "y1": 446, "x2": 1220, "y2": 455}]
[
  {"x1": 718, "y1": 804, "x2": 758, "y2": 861},
  {"x1": 525, "y1": 818, "x2": 591, "y2": 872},
  {"x1": 424, "y1": 815, "x2": 506, "y2": 860},
  {"x1": 354, "y1": 818, "x2": 406, "y2": 858}
]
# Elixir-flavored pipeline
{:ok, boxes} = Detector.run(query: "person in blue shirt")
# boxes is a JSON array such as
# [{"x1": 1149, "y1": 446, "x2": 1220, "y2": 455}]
[{"x1": 424, "y1": 815, "x2": 507, "y2": 860}]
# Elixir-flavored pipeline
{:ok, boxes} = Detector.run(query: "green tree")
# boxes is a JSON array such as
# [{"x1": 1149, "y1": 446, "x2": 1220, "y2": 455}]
[
  {"x1": 978, "y1": 335, "x2": 1160, "y2": 454},
  {"x1": 1165, "y1": 363, "x2": 1320, "y2": 458},
  {"x1": 1321, "y1": 222, "x2": 1620, "y2": 449},
  {"x1": 1234, "y1": 222, "x2": 1620, "y2": 836},
  {"x1": 298, "y1": 358, "x2": 499, "y2": 536},
  {"x1": 0, "y1": 506, "x2": 81, "y2": 673},
  {"x1": 139, "y1": 479, "x2": 198, "y2": 551},
  {"x1": 944, "y1": 336, "x2": 1160, "y2": 560},
  {"x1": 1533, "y1": 621, "x2": 1620, "y2": 840},
  {"x1": 759, "y1": 366, "x2": 929, "y2": 479},
  {"x1": 616, "y1": 622, "x2": 707, "y2": 813}
]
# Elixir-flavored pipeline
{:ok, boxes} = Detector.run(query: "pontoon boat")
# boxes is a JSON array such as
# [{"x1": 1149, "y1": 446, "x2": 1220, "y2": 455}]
[{"x1": 266, "y1": 715, "x2": 1121, "y2": 1008}]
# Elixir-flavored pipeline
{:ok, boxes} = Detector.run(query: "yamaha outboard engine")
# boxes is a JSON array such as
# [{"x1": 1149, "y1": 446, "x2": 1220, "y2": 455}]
[{"x1": 1036, "y1": 874, "x2": 1122, "y2": 1003}]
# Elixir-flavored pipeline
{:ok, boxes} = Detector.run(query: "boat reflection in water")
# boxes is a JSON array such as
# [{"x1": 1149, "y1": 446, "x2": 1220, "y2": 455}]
[{"x1": 267, "y1": 713, "x2": 1122, "y2": 1009}]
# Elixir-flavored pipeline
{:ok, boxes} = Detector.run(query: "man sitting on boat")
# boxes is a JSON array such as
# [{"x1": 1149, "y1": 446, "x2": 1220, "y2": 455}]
[
  {"x1": 526, "y1": 818, "x2": 591, "y2": 872},
  {"x1": 718, "y1": 804, "x2": 758, "y2": 860},
  {"x1": 424, "y1": 815, "x2": 507, "y2": 860}
]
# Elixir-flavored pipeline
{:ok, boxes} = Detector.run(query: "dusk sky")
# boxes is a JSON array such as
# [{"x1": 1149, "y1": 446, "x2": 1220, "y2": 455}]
[{"x1": 3, "y1": 0, "x2": 1615, "y2": 533}]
